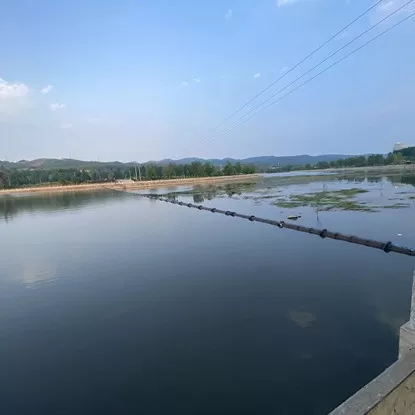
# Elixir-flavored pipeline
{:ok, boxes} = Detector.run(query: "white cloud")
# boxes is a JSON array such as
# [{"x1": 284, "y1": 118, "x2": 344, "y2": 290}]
[
  {"x1": 379, "y1": 0, "x2": 395, "y2": 11},
  {"x1": 181, "y1": 81, "x2": 189, "y2": 87},
  {"x1": 253, "y1": 72, "x2": 261, "y2": 79},
  {"x1": 280, "y1": 66, "x2": 288, "y2": 73},
  {"x1": 60, "y1": 123, "x2": 73, "y2": 129},
  {"x1": 192, "y1": 77, "x2": 201, "y2": 83},
  {"x1": 0, "y1": 78, "x2": 29, "y2": 100},
  {"x1": 0, "y1": 78, "x2": 30, "y2": 117},
  {"x1": 50, "y1": 102, "x2": 65, "y2": 111},
  {"x1": 225, "y1": 9, "x2": 233, "y2": 19},
  {"x1": 277, "y1": 0, "x2": 299, "y2": 6},
  {"x1": 372, "y1": 0, "x2": 415, "y2": 23},
  {"x1": 41, "y1": 85, "x2": 53, "y2": 94}
]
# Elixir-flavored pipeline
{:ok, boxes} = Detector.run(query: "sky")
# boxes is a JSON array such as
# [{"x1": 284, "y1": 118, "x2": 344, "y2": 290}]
[{"x1": 1, "y1": 0, "x2": 414, "y2": 162}]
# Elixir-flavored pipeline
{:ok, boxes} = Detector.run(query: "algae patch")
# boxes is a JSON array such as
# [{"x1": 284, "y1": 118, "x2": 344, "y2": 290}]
[
  {"x1": 274, "y1": 188, "x2": 372, "y2": 212},
  {"x1": 381, "y1": 203, "x2": 410, "y2": 209}
]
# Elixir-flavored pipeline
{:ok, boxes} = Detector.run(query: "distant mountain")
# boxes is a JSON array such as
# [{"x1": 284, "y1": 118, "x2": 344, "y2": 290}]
[
  {"x1": 0, "y1": 154, "x2": 353, "y2": 171},
  {"x1": 241, "y1": 154, "x2": 351, "y2": 166},
  {"x1": 152, "y1": 157, "x2": 235, "y2": 166},
  {"x1": 153, "y1": 154, "x2": 351, "y2": 167}
]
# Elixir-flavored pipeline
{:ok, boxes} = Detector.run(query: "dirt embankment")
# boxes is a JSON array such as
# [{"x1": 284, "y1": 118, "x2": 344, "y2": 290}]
[{"x1": 0, "y1": 174, "x2": 260, "y2": 196}]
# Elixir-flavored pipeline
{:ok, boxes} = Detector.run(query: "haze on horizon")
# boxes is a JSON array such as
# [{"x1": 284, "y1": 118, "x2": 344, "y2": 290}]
[{"x1": 1, "y1": 0, "x2": 414, "y2": 163}]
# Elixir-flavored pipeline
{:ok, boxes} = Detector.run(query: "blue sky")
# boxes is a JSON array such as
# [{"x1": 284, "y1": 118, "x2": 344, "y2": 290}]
[{"x1": 1, "y1": 0, "x2": 414, "y2": 162}]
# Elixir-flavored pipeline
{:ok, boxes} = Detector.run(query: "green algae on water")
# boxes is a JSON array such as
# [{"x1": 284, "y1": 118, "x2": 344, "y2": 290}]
[{"x1": 274, "y1": 188, "x2": 373, "y2": 212}]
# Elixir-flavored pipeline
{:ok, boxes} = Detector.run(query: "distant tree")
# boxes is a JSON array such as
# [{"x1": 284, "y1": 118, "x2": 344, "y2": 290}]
[
  {"x1": 164, "y1": 164, "x2": 176, "y2": 178},
  {"x1": 204, "y1": 162, "x2": 215, "y2": 177},
  {"x1": 242, "y1": 165, "x2": 256, "y2": 174},
  {"x1": 223, "y1": 161, "x2": 234, "y2": 176},
  {"x1": 367, "y1": 154, "x2": 384, "y2": 166},
  {"x1": 146, "y1": 164, "x2": 157, "y2": 180},
  {"x1": 316, "y1": 161, "x2": 330, "y2": 170},
  {"x1": 393, "y1": 152, "x2": 404, "y2": 164},
  {"x1": 0, "y1": 168, "x2": 9, "y2": 188}
]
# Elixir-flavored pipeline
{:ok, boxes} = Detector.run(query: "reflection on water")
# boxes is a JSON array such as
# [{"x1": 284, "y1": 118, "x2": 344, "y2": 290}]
[
  {"x1": 0, "y1": 190, "x2": 127, "y2": 222},
  {"x1": 22, "y1": 259, "x2": 57, "y2": 288},
  {"x1": 0, "y1": 170, "x2": 414, "y2": 415}
]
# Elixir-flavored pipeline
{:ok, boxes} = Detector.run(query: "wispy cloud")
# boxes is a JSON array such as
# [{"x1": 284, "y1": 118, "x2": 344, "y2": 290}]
[
  {"x1": 0, "y1": 78, "x2": 29, "y2": 99},
  {"x1": 192, "y1": 77, "x2": 201, "y2": 83},
  {"x1": 181, "y1": 81, "x2": 189, "y2": 87},
  {"x1": 60, "y1": 123, "x2": 73, "y2": 129},
  {"x1": 277, "y1": 0, "x2": 299, "y2": 7},
  {"x1": 372, "y1": 0, "x2": 415, "y2": 23},
  {"x1": 0, "y1": 78, "x2": 30, "y2": 117},
  {"x1": 225, "y1": 9, "x2": 233, "y2": 19},
  {"x1": 253, "y1": 72, "x2": 261, "y2": 79},
  {"x1": 379, "y1": 0, "x2": 395, "y2": 12},
  {"x1": 41, "y1": 85, "x2": 53, "y2": 94},
  {"x1": 50, "y1": 102, "x2": 65, "y2": 111},
  {"x1": 280, "y1": 66, "x2": 288, "y2": 73}
]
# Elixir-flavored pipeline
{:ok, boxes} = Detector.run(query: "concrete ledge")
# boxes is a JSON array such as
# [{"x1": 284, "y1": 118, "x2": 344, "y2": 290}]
[
  {"x1": 329, "y1": 352, "x2": 415, "y2": 414},
  {"x1": 399, "y1": 322, "x2": 415, "y2": 358}
]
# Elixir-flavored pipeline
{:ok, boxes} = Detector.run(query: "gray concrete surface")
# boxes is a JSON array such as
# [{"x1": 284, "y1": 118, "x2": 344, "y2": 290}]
[
  {"x1": 329, "y1": 352, "x2": 415, "y2": 414},
  {"x1": 399, "y1": 271, "x2": 415, "y2": 359}
]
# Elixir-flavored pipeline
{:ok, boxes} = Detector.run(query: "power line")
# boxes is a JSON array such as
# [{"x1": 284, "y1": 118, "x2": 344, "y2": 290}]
[
  {"x1": 215, "y1": 7, "x2": 415, "y2": 139},
  {"x1": 225, "y1": 0, "x2": 413, "y2": 131},
  {"x1": 209, "y1": 0, "x2": 384, "y2": 134},
  {"x1": 178, "y1": 0, "x2": 384, "y2": 159}
]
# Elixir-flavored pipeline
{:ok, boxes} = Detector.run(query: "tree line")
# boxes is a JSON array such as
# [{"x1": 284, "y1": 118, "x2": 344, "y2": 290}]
[
  {"x1": 0, "y1": 161, "x2": 256, "y2": 189},
  {"x1": 269, "y1": 152, "x2": 411, "y2": 173},
  {"x1": 1, "y1": 150, "x2": 413, "y2": 189}
]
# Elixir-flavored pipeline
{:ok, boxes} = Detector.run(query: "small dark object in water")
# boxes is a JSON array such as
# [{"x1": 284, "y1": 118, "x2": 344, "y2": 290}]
[{"x1": 287, "y1": 215, "x2": 301, "y2": 220}]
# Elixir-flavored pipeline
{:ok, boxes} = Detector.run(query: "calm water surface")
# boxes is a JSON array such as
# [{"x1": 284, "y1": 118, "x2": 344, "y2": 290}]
[{"x1": 0, "y1": 171, "x2": 414, "y2": 415}]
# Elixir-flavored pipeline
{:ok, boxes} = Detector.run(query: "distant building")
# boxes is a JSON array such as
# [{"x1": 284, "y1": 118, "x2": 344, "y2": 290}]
[{"x1": 393, "y1": 142, "x2": 410, "y2": 152}]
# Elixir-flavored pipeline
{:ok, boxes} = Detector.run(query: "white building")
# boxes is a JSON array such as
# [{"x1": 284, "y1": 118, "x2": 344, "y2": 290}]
[{"x1": 393, "y1": 142, "x2": 410, "y2": 152}]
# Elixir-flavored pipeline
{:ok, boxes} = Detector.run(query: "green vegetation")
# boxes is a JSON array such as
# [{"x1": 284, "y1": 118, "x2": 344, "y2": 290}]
[
  {"x1": 274, "y1": 188, "x2": 373, "y2": 212},
  {"x1": 399, "y1": 146, "x2": 415, "y2": 159},
  {"x1": 0, "y1": 161, "x2": 256, "y2": 189},
  {"x1": 381, "y1": 203, "x2": 411, "y2": 209},
  {"x1": 266, "y1": 150, "x2": 413, "y2": 173},
  {"x1": 160, "y1": 182, "x2": 259, "y2": 203},
  {"x1": 274, "y1": 187, "x2": 414, "y2": 211}
]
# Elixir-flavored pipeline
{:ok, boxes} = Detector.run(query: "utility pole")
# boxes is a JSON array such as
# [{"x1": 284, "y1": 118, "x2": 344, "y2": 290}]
[
  {"x1": 138, "y1": 165, "x2": 142, "y2": 181},
  {"x1": 135, "y1": 165, "x2": 138, "y2": 181}
]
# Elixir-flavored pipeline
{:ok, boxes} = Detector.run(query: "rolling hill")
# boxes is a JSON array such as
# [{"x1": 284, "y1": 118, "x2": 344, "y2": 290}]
[{"x1": 0, "y1": 154, "x2": 353, "y2": 171}]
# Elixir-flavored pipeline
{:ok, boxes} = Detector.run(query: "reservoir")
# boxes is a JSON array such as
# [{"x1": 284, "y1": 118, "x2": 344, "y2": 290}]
[{"x1": 0, "y1": 170, "x2": 414, "y2": 414}]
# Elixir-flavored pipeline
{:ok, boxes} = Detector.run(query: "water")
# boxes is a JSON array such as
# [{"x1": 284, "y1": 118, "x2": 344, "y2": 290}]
[{"x1": 0, "y1": 171, "x2": 414, "y2": 415}]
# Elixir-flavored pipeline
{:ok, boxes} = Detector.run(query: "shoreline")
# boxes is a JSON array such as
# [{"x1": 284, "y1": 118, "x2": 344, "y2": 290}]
[
  {"x1": 2, "y1": 165, "x2": 411, "y2": 196},
  {"x1": 0, "y1": 174, "x2": 260, "y2": 196}
]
